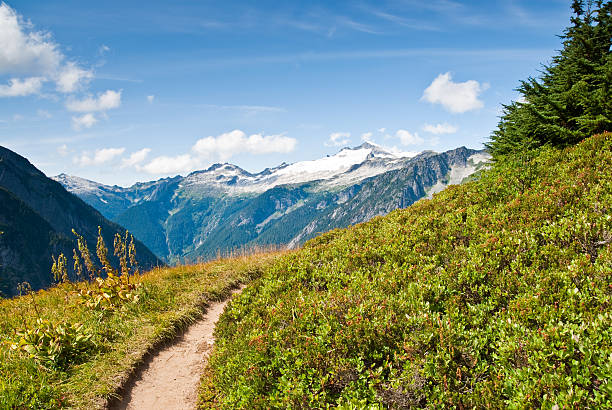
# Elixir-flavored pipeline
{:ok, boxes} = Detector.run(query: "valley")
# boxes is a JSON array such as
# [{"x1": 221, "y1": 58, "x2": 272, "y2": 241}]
[{"x1": 55, "y1": 143, "x2": 488, "y2": 263}]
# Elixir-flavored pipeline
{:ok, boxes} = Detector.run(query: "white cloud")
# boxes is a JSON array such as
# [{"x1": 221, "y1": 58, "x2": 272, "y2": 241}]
[
  {"x1": 57, "y1": 144, "x2": 68, "y2": 156},
  {"x1": 37, "y1": 109, "x2": 51, "y2": 118},
  {"x1": 66, "y1": 89, "x2": 122, "y2": 112},
  {"x1": 422, "y1": 122, "x2": 458, "y2": 135},
  {"x1": 193, "y1": 129, "x2": 297, "y2": 160},
  {"x1": 122, "y1": 148, "x2": 151, "y2": 168},
  {"x1": 71, "y1": 113, "x2": 97, "y2": 130},
  {"x1": 395, "y1": 129, "x2": 424, "y2": 145},
  {"x1": 361, "y1": 132, "x2": 373, "y2": 141},
  {"x1": 0, "y1": 3, "x2": 61, "y2": 75},
  {"x1": 147, "y1": 95, "x2": 155, "y2": 103},
  {"x1": 325, "y1": 132, "x2": 351, "y2": 147},
  {"x1": 139, "y1": 129, "x2": 298, "y2": 175},
  {"x1": 140, "y1": 154, "x2": 199, "y2": 175},
  {"x1": 75, "y1": 147, "x2": 125, "y2": 166},
  {"x1": 421, "y1": 72, "x2": 487, "y2": 113},
  {"x1": 0, "y1": 3, "x2": 93, "y2": 97},
  {"x1": 0, "y1": 76, "x2": 43, "y2": 97},
  {"x1": 377, "y1": 127, "x2": 386, "y2": 133},
  {"x1": 55, "y1": 61, "x2": 93, "y2": 93},
  {"x1": 98, "y1": 44, "x2": 110, "y2": 55}
]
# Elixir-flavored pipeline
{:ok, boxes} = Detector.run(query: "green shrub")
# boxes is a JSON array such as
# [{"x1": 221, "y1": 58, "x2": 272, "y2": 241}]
[
  {"x1": 11, "y1": 319, "x2": 95, "y2": 371},
  {"x1": 201, "y1": 134, "x2": 612, "y2": 408}
]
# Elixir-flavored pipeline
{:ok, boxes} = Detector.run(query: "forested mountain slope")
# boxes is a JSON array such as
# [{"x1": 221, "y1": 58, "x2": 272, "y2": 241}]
[
  {"x1": 55, "y1": 144, "x2": 487, "y2": 263},
  {"x1": 0, "y1": 146, "x2": 163, "y2": 296}
]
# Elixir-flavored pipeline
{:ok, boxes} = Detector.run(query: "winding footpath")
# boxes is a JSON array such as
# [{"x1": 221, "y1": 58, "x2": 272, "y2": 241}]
[{"x1": 111, "y1": 287, "x2": 243, "y2": 410}]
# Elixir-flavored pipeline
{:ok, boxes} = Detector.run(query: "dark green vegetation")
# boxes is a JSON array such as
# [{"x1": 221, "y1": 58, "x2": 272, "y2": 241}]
[
  {"x1": 488, "y1": 0, "x2": 611, "y2": 157},
  {"x1": 0, "y1": 146, "x2": 163, "y2": 297},
  {"x1": 56, "y1": 146, "x2": 486, "y2": 264},
  {"x1": 201, "y1": 133, "x2": 612, "y2": 408},
  {"x1": 0, "y1": 248, "x2": 283, "y2": 408}
]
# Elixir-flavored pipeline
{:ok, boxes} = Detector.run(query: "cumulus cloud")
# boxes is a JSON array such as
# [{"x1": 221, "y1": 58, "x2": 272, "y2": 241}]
[
  {"x1": 71, "y1": 113, "x2": 97, "y2": 130},
  {"x1": 56, "y1": 61, "x2": 93, "y2": 93},
  {"x1": 377, "y1": 127, "x2": 386, "y2": 133},
  {"x1": 66, "y1": 90, "x2": 121, "y2": 112},
  {"x1": 140, "y1": 154, "x2": 199, "y2": 175},
  {"x1": 0, "y1": 76, "x2": 43, "y2": 97},
  {"x1": 395, "y1": 129, "x2": 424, "y2": 145},
  {"x1": 325, "y1": 132, "x2": 351, "y2": 147},
  {"x1": 138, "y1": 129, "x2": 298, "y2": 175},
  {"x1": 74, "y1": 147, "x2": 125, "y2": 166},
  {"x1": 421, "y1": 72, "x2": 488, "y2": 113},
  {"x1": 0, "y1": 3, "x2": 61, "y2": 75},
  {"x1": 147, "y1": 95, "x2": 155, "y2": 103},
  {"x1": 422, "y1": 123, "x2": 458, "y2": 135},
  {"x1": 193, "y1": 129, "x2": 297, "y2": 160},
  {"x1": 0, "y1": 3, "x2": 93, "y2": 96},
  {"x1": 122, "y1": 148, "x2": 151, "y2": 168}
]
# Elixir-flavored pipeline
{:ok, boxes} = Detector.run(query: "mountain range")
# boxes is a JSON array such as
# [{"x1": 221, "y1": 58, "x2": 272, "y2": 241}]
[
  {"x1": 0, "y1": 146, "x2": 164, "y2": 297},
  {"x1": 54, "y1": 143, "x2": 489, "y2": 264}
]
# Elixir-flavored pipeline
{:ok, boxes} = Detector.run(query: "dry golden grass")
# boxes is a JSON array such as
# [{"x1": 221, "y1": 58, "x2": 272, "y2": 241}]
[{"x1": 0, "y1": 249, "x2": 289, "y2": 409}]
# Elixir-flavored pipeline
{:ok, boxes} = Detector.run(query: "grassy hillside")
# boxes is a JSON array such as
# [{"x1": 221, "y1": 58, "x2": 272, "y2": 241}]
[
  {"x1": 200, "y1": 134, "x2": 612, "y2": 408},
  {"x1": 0, "y1": 250, "x2": 284, "y2": 408}
]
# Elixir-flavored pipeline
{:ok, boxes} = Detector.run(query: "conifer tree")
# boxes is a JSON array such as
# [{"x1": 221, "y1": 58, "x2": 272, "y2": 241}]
[{"x1": 487, "y1": 0, "x2": 611, "y2": 158}]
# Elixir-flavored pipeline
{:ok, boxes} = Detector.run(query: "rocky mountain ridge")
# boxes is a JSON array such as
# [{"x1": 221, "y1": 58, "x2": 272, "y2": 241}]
[{"x1": 55, "y1": 143, "x2": 489, "y2": 263}]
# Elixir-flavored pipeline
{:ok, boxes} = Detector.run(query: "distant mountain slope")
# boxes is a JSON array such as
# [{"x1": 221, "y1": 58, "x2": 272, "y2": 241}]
[
  {"x1": 55, "y1": 143, "x2": 489, "y2": 263},
  {"x1": 0, "y1": 146, "x2": 163, "y2": 297}
]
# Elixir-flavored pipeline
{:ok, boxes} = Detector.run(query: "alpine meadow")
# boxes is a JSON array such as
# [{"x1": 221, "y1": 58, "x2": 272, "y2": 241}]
[{"x1": 0, "y1": 0, "x2": 610, "y2": 409}]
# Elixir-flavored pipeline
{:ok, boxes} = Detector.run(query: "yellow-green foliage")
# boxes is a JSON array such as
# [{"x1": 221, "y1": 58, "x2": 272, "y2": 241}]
[
  {"x1": 201, "y1": 134, "x2": 612, "y2": 408},
  {"x1": 0, "y1": 247, "x2": 285, "y2": 408}
]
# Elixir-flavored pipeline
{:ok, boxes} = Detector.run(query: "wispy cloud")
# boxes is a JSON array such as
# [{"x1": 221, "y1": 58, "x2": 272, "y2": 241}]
[
  {"x1": 191, "y1": 47, "x2": 551, "y2": 69},
  {"x1": 336, "y1": 16, "x2": 381, "y2": 34},
  {"x1": 201, "y1": 104, "x2": 286, "y2": 114},
  {"x1": 366, "y1": 9, "x2": 440, "y2": 31},
  {"x1": 94, "y1": 74, "x2": 143, "y2": 83}
]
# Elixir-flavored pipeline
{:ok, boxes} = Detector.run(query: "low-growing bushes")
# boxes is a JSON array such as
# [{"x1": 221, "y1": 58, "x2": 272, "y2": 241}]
[
  {"x1": 0, "y1": 235, "x2": 284, "y2": 408},
  {"x1": 201, "y1": 134, "x2": 612, "y2": 408}
]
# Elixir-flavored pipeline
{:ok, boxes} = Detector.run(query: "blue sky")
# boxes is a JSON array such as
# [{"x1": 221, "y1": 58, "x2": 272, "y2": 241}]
[{"x1": 0, "y1": 0, "x2": 572, "y2": 186}]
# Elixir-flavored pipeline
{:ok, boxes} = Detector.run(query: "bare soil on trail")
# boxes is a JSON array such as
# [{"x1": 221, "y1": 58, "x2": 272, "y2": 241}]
[{"x1": 110, "y1": 287, "x2": 243, "y2": 410}]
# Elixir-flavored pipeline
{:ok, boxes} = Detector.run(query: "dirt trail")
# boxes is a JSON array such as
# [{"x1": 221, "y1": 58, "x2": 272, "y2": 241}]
[{"x1": 111, "y1": 287, "x2": 243, "y2": 410}]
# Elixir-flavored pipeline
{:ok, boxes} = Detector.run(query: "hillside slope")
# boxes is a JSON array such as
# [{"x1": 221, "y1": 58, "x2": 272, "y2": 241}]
[
  {"x1": 55, "y1": 144, "x2": 487, "y2": 263},
  {"x1": 202, "y1": 134, "x2": 612, "y2": 408},
  {"x1": 0, "y1": 146, "x2": 164, "y2": 296}
]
